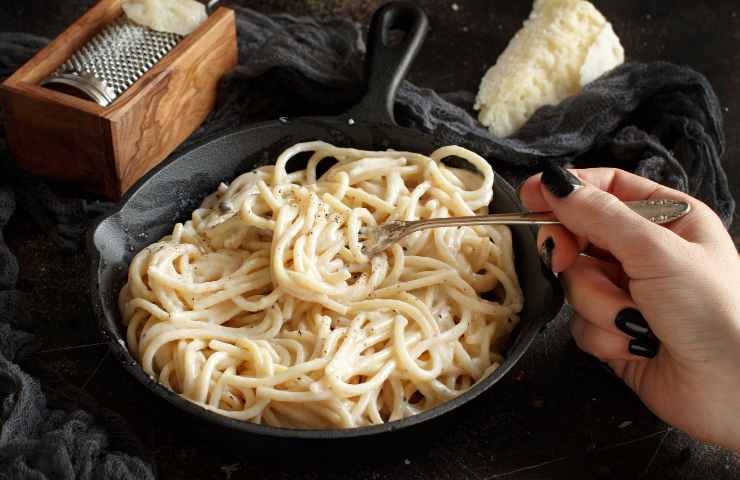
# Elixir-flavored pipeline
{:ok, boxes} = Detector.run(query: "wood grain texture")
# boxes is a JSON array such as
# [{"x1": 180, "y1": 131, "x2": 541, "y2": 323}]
[
  {"x1": 0, "y1": 83, "x2": 115, "y2": 194},
  {"x1": 108, "y1": 7, "x2": 237, "y2": 193},
  {"x1": 0, "y1": 0, "x2": 237, "y2": 199}
]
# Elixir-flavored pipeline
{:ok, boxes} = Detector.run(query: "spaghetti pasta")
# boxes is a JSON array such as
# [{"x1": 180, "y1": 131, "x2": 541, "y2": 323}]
[{"x1": 120, "y1": 141, "x2": 523, "y2": 429}]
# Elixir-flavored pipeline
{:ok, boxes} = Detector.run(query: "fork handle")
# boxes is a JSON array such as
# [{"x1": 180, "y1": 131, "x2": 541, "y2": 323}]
[{"x1": 405, "y1": 199, "x2": 691, "y2": 232}]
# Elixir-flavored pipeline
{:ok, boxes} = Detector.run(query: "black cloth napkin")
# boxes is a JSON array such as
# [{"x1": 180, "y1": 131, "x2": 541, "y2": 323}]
[{"x1": 0, "y1": 7, "x2": 736, "y2": 480}]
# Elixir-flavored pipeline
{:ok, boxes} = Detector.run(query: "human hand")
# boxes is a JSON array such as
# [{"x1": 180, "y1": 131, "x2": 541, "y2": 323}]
[{"x1": 518, "y1": 166, "x2": 740, "y2": 451}]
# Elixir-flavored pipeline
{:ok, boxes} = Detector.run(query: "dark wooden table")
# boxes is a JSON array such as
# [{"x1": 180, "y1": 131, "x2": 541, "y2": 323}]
[{"x1": 2, "y1": 1, "x2": 739, "y2": 479}]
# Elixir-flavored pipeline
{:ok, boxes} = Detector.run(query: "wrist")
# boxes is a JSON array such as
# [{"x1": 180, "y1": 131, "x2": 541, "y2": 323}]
[{"x1": 713, "y1": 314, "x2": 740, "y2": 452}]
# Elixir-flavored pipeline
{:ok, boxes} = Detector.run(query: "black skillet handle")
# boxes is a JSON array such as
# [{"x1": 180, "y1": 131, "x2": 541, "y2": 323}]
[{"x1": 343, "y1": 2, "x2": 429, "y2": 126}]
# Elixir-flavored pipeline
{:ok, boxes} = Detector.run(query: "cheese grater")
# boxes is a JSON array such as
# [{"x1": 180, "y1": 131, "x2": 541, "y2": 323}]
[
  {"x1": 42, "y1": 17, "x2": 183, "y2": 107},
  {"x1": 1, "y1": 0, "x2": 236, "y2": 199}
]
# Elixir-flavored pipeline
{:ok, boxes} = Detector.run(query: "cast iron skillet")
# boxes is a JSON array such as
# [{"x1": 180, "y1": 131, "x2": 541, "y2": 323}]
[{"x1": 89, "y1": 1, "x2": 563, "y2": 456}]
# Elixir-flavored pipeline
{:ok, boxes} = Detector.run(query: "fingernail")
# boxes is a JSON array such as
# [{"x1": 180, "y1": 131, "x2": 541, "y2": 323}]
[
  {"x1": 615, "y1": 308, "x2": 653, "y2": 338},
  {"x1": 628, "y1": 338, "x2": 659, "y2": 359},
  {"x1": 539, "y1": 237, "x2": 555, "y2": 271},
  {"x1": 541, "y1": 165, "x2": 582, "y2": 198}
]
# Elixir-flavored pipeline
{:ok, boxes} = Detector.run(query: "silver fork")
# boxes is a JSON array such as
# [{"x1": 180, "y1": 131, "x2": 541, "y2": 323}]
[{"x1": 360, "y1": 199, "x2": 691, "y2": 256}]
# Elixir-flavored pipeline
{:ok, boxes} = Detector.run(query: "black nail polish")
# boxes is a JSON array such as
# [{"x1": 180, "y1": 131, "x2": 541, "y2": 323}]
[
  {"x1": 541, "y1": 165, "x2": 582, "y2": 198},
  {"x1": 628, "y1": 338, "x2": 659, "y2": 359},
  {"x1": 539, "y1": 237, "x2": 555, "y2": 271},
  {"x1": 615, "y1": 308, "x2": 652, "y2": 338}
]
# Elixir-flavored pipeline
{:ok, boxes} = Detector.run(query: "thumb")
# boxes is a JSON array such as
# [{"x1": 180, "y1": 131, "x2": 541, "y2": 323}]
[{"x1": 539, "y1": 166, "x2": 685, "y2": 277}]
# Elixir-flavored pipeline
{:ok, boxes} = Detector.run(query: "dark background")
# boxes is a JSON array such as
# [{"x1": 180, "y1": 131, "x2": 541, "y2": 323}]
[{"x1": 2, "y1": 1, "x2": 739, "y2": 479}]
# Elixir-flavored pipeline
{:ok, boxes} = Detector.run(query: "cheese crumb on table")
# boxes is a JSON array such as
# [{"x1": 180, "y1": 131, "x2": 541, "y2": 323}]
[
  {"x1": 122, "y1": 0, "x2": 207, "y2": 36},
  {"x1": 474, "y1": 0, "x2": 625, "y2": 138}
]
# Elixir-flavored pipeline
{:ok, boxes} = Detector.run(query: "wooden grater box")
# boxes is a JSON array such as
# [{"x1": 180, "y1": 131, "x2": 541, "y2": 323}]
[{"x1": 0, "y1": 0, "x2": 237, "y2": 200}]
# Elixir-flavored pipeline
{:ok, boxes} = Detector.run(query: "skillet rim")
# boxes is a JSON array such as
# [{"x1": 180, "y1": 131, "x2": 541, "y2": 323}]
[{"x1": 87, "y1": 117, "x2": 565, "y2": 440}]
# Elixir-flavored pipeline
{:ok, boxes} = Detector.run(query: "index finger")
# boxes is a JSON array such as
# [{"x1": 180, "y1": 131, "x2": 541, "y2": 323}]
[
  {"x1": 520, "y1": 168, "x2": 664, "y2": 208},
  {"x1": 518, "y1": 168, "x2": 722, "y2": 245}
]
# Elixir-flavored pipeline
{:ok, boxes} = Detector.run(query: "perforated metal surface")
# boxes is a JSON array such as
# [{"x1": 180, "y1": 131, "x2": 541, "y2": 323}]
[{"x1": 45, "y1": 16, "x2": 182, "y2": 104}]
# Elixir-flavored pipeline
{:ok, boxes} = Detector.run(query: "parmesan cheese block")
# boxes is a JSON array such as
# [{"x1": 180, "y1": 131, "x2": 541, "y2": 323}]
[
  {"x1": 122, "y1": 0, "x2": 207, "y2": 36},
  {"x1": 474, "y1": 0, "x2": 625, "y2": 137}
]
